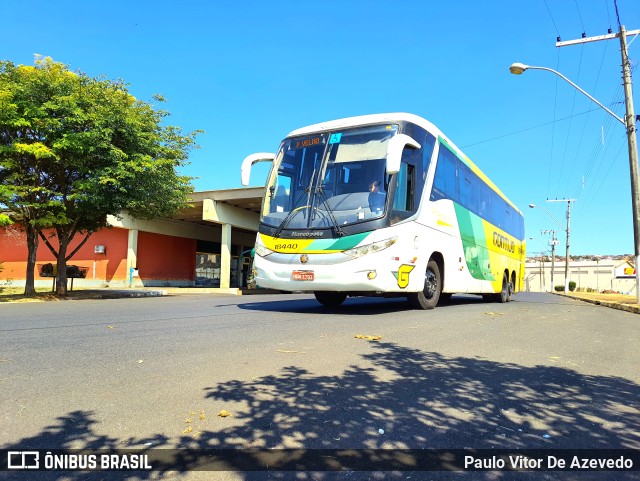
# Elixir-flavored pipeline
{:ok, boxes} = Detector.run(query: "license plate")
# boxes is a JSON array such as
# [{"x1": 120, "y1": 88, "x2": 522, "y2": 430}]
[{"x1": 292, "y1": 270, "x2": 314, "y2": 281}]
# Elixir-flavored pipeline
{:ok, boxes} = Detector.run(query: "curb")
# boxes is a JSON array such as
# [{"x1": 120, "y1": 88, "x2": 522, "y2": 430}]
[
  {"x1": 239, "y1": 288, "x2": 285, "y2": 296},
  {"x1": 66, "y1": 290, "x2": 168, "y2": 300},
  {"x1": 556, "y1": 293, "x2": 640, "y2": 314}
]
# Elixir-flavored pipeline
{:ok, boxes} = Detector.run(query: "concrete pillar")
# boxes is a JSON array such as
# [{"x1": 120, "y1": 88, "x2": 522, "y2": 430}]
[
  {"x1": 220, "y1": 223, "x2": 232, "y2": 289},
  {"x1": 127, "y1": 229, "x2": 139, "y2": 287}
]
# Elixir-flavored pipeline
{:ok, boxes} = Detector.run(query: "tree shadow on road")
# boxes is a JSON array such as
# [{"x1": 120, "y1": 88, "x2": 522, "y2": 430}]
[
  {"x1": 3, "y1": 410, "x2": 170, "y2": 481},
  {"x1": 5, "y1": 343, "x2": 640, "y2": 480},
  {"x1": 198, "y1": 342, "x2": 639, "y2": 450}
]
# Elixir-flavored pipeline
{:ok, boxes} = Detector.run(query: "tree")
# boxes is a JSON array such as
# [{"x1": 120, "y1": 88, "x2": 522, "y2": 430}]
[{"x1": 0, "y1": 56, "x2": 200, "y2": 296}]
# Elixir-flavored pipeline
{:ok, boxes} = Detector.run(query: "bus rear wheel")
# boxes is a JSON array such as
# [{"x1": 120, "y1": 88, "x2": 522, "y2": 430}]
[
  {"x1": 314, "y1": 291, "x2": 347, "y2": 308},
  {"x1": 496, "y1": 272, "x2": 510, "y2": 303},
  {"x1": 408, "y1": 259, "x2": 441, "y2": 310}
]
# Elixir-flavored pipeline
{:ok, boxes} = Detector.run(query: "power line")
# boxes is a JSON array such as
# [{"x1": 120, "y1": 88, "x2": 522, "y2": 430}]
[
  {"x1": 573, "y1": 0, "x2": 586, "y2": 33},
  {"x1": 574, "y1": 140, "x2": 626, "y2": 226},
  {"x1": 543, "y1": 0, "x2": 561, "y2": 37},
  {"x1": 460, "y1": 107, "x2": 603, "y2": 149},
  {"x1": 613, "y1": 0, "x2": 622, "y2": 29},
  {"x1": 547, "y1": 51, "x2": 561, "y2": 200},
  {"x1": 556, "y1": 46, "x2": 585, "y2": 199},
  {"x1": 565, "y1": 41, "x2": 610, "y2": 199},
  {"x1": 574, "y1": 85, "x2": 624, "y2": 200}
]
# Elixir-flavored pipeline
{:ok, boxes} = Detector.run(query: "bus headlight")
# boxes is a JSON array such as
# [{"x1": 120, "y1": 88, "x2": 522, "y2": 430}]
[
  {"x1": 254, "y1": 243, "x2": 274, "y2": 258},
  {"x1": 343, "y1": 237, "x2": 397, "y2": 258}
]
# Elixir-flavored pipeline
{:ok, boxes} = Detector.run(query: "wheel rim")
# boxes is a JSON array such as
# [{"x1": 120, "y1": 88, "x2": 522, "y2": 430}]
[{"x1": 425, "y1": 269, "x2": 437, "y2": 299}]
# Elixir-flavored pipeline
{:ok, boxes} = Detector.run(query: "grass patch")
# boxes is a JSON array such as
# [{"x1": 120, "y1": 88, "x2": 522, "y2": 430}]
[
  {"x1": 0, "y1": 286, "x2": 92, "y2": 303},
  {"x1": 0, "y1": 286, "x2": 61, "y2": 303}
]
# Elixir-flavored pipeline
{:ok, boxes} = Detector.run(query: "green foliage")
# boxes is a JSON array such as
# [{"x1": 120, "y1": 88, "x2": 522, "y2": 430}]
[
  {"x1": 554, "y1": 285, "x2": 564, "y2": 292},
  {"x1": 0, "y1": 56, "x2": 200, "y2": 295},
  {"x1": 569, "y1": 281, "x2": 576, "y2": 292}
]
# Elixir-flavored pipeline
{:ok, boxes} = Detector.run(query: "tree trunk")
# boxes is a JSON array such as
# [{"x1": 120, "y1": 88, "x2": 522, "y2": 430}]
[
  {"x1": 55, "y1": 234, "x2": 69, "y2": 296},
  {"x1": 24, "y1": 223, "x2": 39, "y2": 297}
]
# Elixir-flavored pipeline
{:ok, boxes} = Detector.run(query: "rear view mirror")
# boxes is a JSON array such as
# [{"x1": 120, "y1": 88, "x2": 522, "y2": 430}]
[
  {"x1": 241, "y1": 153, "x2": 276, "y2": 186},
  {"x1": 386, "y1": 134, "x2": 420, "y2": 175}
]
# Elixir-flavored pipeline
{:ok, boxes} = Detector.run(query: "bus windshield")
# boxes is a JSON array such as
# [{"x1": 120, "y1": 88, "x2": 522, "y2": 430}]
[{"x1": 262, "y1": 124, "x2": 398, "y2": 231}]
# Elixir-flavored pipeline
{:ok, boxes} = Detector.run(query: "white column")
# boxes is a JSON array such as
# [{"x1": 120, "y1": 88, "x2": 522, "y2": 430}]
[
  {"x1": 220, "y1": 224, "x2": 232, "y2": 289},
  {"x1": 127, "y1": 229, "x2": 138, "y2": 287}
]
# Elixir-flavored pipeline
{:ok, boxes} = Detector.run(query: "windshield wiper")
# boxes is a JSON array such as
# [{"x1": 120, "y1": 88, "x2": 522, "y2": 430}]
[
  {"x1": 273, "y1": 166, "x2": 318, "y2": 238},
  {"x1": 273, "y1": 195, "x2": 306, "y2": 238},
  {"x1": 315, "y1": 186, "x2": 344, "y2": 237}
]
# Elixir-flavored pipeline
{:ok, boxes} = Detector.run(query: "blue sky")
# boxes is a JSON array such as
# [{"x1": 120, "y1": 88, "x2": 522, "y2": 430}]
[{"x1": 2, "y1": 0, "x2": 639, "y2": 255}]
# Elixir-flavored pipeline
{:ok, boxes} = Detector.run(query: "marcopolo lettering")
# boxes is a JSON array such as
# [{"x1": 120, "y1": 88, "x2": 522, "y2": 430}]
[
  {"x1": 493, "y1": 232, "x2": 515, "y2": 253},
  {"x1": 289, "y1": 231, "x2": 323, "y2": 238}
]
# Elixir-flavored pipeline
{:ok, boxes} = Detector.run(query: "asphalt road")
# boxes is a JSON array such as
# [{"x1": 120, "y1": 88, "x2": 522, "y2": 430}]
[{"x1": 0, "y1": 292, "x2": 638, "y2": 481}]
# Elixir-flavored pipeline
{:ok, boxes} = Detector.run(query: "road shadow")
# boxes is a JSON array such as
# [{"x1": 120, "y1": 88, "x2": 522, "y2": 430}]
[
  {"x1": 199, "y1": 343, "x2": 640, "y2": 450},
  {"x1": 2, "y1": 410, "x2": 170, "y2": 480},
  {"x1": 5, "y1": 344, "x2": 639, "y2": 480},
  {"x1": 238, "y1": 294, "x2": 485, "y2": 315}
]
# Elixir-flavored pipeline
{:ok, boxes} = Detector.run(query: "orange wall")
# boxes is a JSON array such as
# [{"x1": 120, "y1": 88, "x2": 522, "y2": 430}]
[
  {"x1": 0, "y1": 226, "x2": 196, "y2": 283},
  {"x1": 137, "y1": 231, "x2": 196, "y2": 281},
  {"x1": 0, "y1": 226, "x2": 129, "y2": 281}
]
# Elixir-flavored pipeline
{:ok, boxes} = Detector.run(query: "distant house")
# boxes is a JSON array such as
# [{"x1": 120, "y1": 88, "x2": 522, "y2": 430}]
[{"x1": 524, "y1": 258, "x2": 636, "y2": 293}]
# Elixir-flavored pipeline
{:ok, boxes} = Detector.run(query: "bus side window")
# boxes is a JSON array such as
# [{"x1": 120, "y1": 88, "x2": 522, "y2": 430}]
[
  {"x1": 430, "y1": 145, "x2": 458, "y2": 202},
  {"x1": 421, "y1": 134, "x2": 436, "y2": 181},
  {"x1": 392, "y1": 162, "x2": 415, "y2": 212},
  {"x1": 458, "y1": 163, "x2": 477, "y2": 214},
  {"x1": 478, "y1": 181, "x2": 490, "y2": 218}
]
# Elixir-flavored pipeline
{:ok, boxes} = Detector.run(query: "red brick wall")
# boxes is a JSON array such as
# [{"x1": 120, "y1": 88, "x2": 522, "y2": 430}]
[{"x1": 136, "y1": 231, "x2": 196, "y2": 281}]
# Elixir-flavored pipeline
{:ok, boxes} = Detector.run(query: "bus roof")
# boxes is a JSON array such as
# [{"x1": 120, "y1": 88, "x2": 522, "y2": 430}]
[
  {"x1": 287, "y1": 112, "x2": 438, "y2": 137},
  {"x1": 287, "y1": 112, "x2": 522, "y2": 215}
]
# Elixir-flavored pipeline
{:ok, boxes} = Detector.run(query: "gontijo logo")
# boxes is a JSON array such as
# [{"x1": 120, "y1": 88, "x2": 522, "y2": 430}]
[{"x1": 493, "y1": 232, "x2": 515, "y2": 253}]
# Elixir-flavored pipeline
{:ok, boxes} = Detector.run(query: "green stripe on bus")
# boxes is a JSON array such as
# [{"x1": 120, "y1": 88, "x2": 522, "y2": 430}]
[
  {"x1": 298, "y1": 232, "x2": 371, "y2": 252},
  {"x1": 325, "y1": 232, "x2": 371, "y2": 251},
  {"x1": 454, "y1": 203, "x2": 494, "y2": 281}
]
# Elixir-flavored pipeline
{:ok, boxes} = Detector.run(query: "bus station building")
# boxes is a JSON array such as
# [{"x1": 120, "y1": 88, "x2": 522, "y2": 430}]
[{"x1": 0, "y1": 188, "x2": 264, "y2": 292}]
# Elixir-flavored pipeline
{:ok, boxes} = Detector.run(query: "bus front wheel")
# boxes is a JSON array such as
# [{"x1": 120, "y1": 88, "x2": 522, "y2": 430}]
[
  {"x1": 314, "y1": 291, "x2": 347, "y2": 308},
  {"x1": 408, "y1": 259, "x2": 441, "y2": 310}
]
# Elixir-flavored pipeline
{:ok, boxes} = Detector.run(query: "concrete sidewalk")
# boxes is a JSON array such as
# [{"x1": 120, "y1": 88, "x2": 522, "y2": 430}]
[
  {"x1": 66, "y1": 288, "x2": 168, "y2": 300},
  {"x1": 139, "y1": 287, "x2": 282, "y2": 296},
  {"x1": 0, "y1": 286, "x2": 286, "y2": 303},
  {"x1": 557, "y1": 291, "x2": 640, "y2": 314}
]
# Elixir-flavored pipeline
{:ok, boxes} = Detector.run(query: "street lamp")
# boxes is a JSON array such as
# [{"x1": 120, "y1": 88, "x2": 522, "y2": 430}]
[
  {"x1": 509, "y1": 64, "x2": 624, "y2": 123},
  {"x1": 512, "y1": 62, "x2": 640, "y2": 303},
  {"x1": 529, "y1": 203, "x2": 571, "y2": 293}
]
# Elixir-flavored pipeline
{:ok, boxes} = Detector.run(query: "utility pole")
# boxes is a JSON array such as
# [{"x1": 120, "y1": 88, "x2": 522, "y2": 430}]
[
  {"x1": 542, "y1": 229, "x2": 558, "y2": 290},
  {"x1": 547, "y1": 199, "x2": 575, "y2": 293},
  {"x1": 557, "y1": 25, "x2": 640, "y2": 303}
]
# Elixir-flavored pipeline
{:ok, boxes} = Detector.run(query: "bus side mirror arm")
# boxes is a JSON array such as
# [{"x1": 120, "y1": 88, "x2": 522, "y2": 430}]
[
  {"x1": 386, "y1": 134, "x2": 421, "y2": 175},
  {"x1": 241, "y1": 153, "x2": 276, "y2": 186}
]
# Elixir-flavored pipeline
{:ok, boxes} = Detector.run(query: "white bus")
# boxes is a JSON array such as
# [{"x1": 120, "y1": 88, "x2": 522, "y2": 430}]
[{"x1": 241, "y1": 113, "x2": 525, "y2": 309}]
